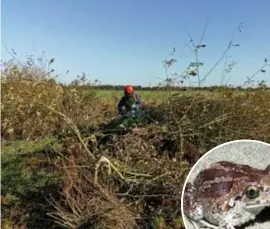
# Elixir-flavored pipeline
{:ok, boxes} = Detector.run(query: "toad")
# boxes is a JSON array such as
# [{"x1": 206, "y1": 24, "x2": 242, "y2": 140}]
[{"x1": 183, "y1": 161, "x2": 270, "y2": 229}]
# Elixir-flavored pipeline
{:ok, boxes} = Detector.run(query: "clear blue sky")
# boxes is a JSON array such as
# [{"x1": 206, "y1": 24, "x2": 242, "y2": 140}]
[{"x1": 2, "y1": 0, "x2": 270, "y2": 86}]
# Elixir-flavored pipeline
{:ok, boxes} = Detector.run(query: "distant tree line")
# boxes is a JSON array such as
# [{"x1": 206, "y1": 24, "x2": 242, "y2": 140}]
[{"x1": 71, "y1": 84, "x2": 269, "y2": 92}]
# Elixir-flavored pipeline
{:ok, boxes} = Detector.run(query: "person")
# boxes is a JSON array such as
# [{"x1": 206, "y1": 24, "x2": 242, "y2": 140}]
[{"x1": 118, "y1": 85, "x2": 142, "y2": 116}]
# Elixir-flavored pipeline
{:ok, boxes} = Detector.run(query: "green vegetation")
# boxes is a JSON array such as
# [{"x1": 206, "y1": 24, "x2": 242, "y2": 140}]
[
  {"x1": 1, "y1": 137, "x2": 63, "y2": 228},
  {"x1": 1, "y1": 57, "x2": 270, "y2": 229}
]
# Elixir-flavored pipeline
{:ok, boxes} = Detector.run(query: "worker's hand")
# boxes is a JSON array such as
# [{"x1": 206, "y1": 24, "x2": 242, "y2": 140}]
[{"x1": 125, "y1": 110, "x2": 134, "y2": 117}]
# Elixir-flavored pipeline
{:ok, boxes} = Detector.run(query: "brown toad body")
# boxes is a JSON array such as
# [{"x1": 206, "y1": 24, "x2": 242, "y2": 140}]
[{"x1": 183, "y1": 161, "x2": 270, "y2": 229}]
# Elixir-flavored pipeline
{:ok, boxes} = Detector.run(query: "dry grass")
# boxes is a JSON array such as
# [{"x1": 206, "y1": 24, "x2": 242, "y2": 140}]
[{"x1": 48, "y1": 163, "x2": 139, "y2": 229}]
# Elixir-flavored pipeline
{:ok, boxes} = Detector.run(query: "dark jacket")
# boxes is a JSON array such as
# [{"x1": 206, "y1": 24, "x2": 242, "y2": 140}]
[{"x1": 118, "y1": 92, "x2": 142, "y2": 115}]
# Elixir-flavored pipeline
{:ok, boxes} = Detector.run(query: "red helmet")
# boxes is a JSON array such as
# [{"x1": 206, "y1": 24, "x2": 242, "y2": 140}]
[{"x1": 124, "y1": 85, "x2": 134, "y2": 94}]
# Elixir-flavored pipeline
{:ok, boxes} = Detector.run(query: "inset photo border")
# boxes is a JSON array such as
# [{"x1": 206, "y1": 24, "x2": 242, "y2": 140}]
[{"x1": 181, "y1": 139, "x2": 270, "y2": 229}]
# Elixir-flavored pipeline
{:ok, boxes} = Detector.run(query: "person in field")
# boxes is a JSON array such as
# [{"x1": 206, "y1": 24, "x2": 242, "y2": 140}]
[
  {"x1": 106, "y1": 85, "x2": 143, "y2": 129},
  {"x1": 118, "y1": 85, "x2": 142, "y2": 115}
]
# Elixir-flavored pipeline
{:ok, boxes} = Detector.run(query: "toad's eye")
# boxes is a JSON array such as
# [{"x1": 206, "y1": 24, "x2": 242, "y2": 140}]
[{"x1": 245, "y1": 185, "x2": 260, "y2": 199}]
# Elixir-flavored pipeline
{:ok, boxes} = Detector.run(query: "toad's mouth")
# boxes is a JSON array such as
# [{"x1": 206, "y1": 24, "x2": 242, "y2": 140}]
[{"x1": 245, "y1": 201, "x2": 270, "y2": 210}]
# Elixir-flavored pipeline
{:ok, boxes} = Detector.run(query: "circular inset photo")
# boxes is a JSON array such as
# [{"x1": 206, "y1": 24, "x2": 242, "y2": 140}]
[{"x1": 181, "y1": 139, "x2": 270, "y2": 229}]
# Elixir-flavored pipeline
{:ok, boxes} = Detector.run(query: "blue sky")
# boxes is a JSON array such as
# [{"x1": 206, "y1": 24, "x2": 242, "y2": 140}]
[{"x1": 2, "y1": 0, "x2": 270, "y2": 86}]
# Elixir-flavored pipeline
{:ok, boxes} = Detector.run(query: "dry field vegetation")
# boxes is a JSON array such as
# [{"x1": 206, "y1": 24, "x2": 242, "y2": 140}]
[{"x1": 1, "y1": 58, "x2": 270, "y2": 229}]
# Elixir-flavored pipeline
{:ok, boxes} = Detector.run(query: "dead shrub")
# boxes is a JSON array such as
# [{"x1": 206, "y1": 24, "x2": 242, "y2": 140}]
[
  {"x1": 48, "y1": 164, "x2": 139, "y2": 229},
  {"x1": 1, "y1": 60, "x2": 105, "y2": 140},
  {"x1": 149, "y1": 89, "x2": 270, "y2": 151}
]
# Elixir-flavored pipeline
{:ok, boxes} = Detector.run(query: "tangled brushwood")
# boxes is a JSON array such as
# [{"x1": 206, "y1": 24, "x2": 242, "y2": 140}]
[
  {"x1": 1, "y1": 59, "x2": 270, "y2": 229},
  {"x1": 48, "y1": 168, "x2": 140, "y2": 229}
]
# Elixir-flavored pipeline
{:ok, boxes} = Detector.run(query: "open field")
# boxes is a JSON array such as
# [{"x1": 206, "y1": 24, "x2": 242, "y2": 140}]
[
  {"x1": 94, "y1": 89, "x2": 218, "y2": 101},
  {"x1": 1, "y1": 63, "x2": 270, "y2": 229}
]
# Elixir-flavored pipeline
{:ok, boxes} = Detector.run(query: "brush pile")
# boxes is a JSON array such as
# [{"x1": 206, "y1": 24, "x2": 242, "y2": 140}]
[{"x1": 2, "y1": 60, "x2": 270, "y2": 228}]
